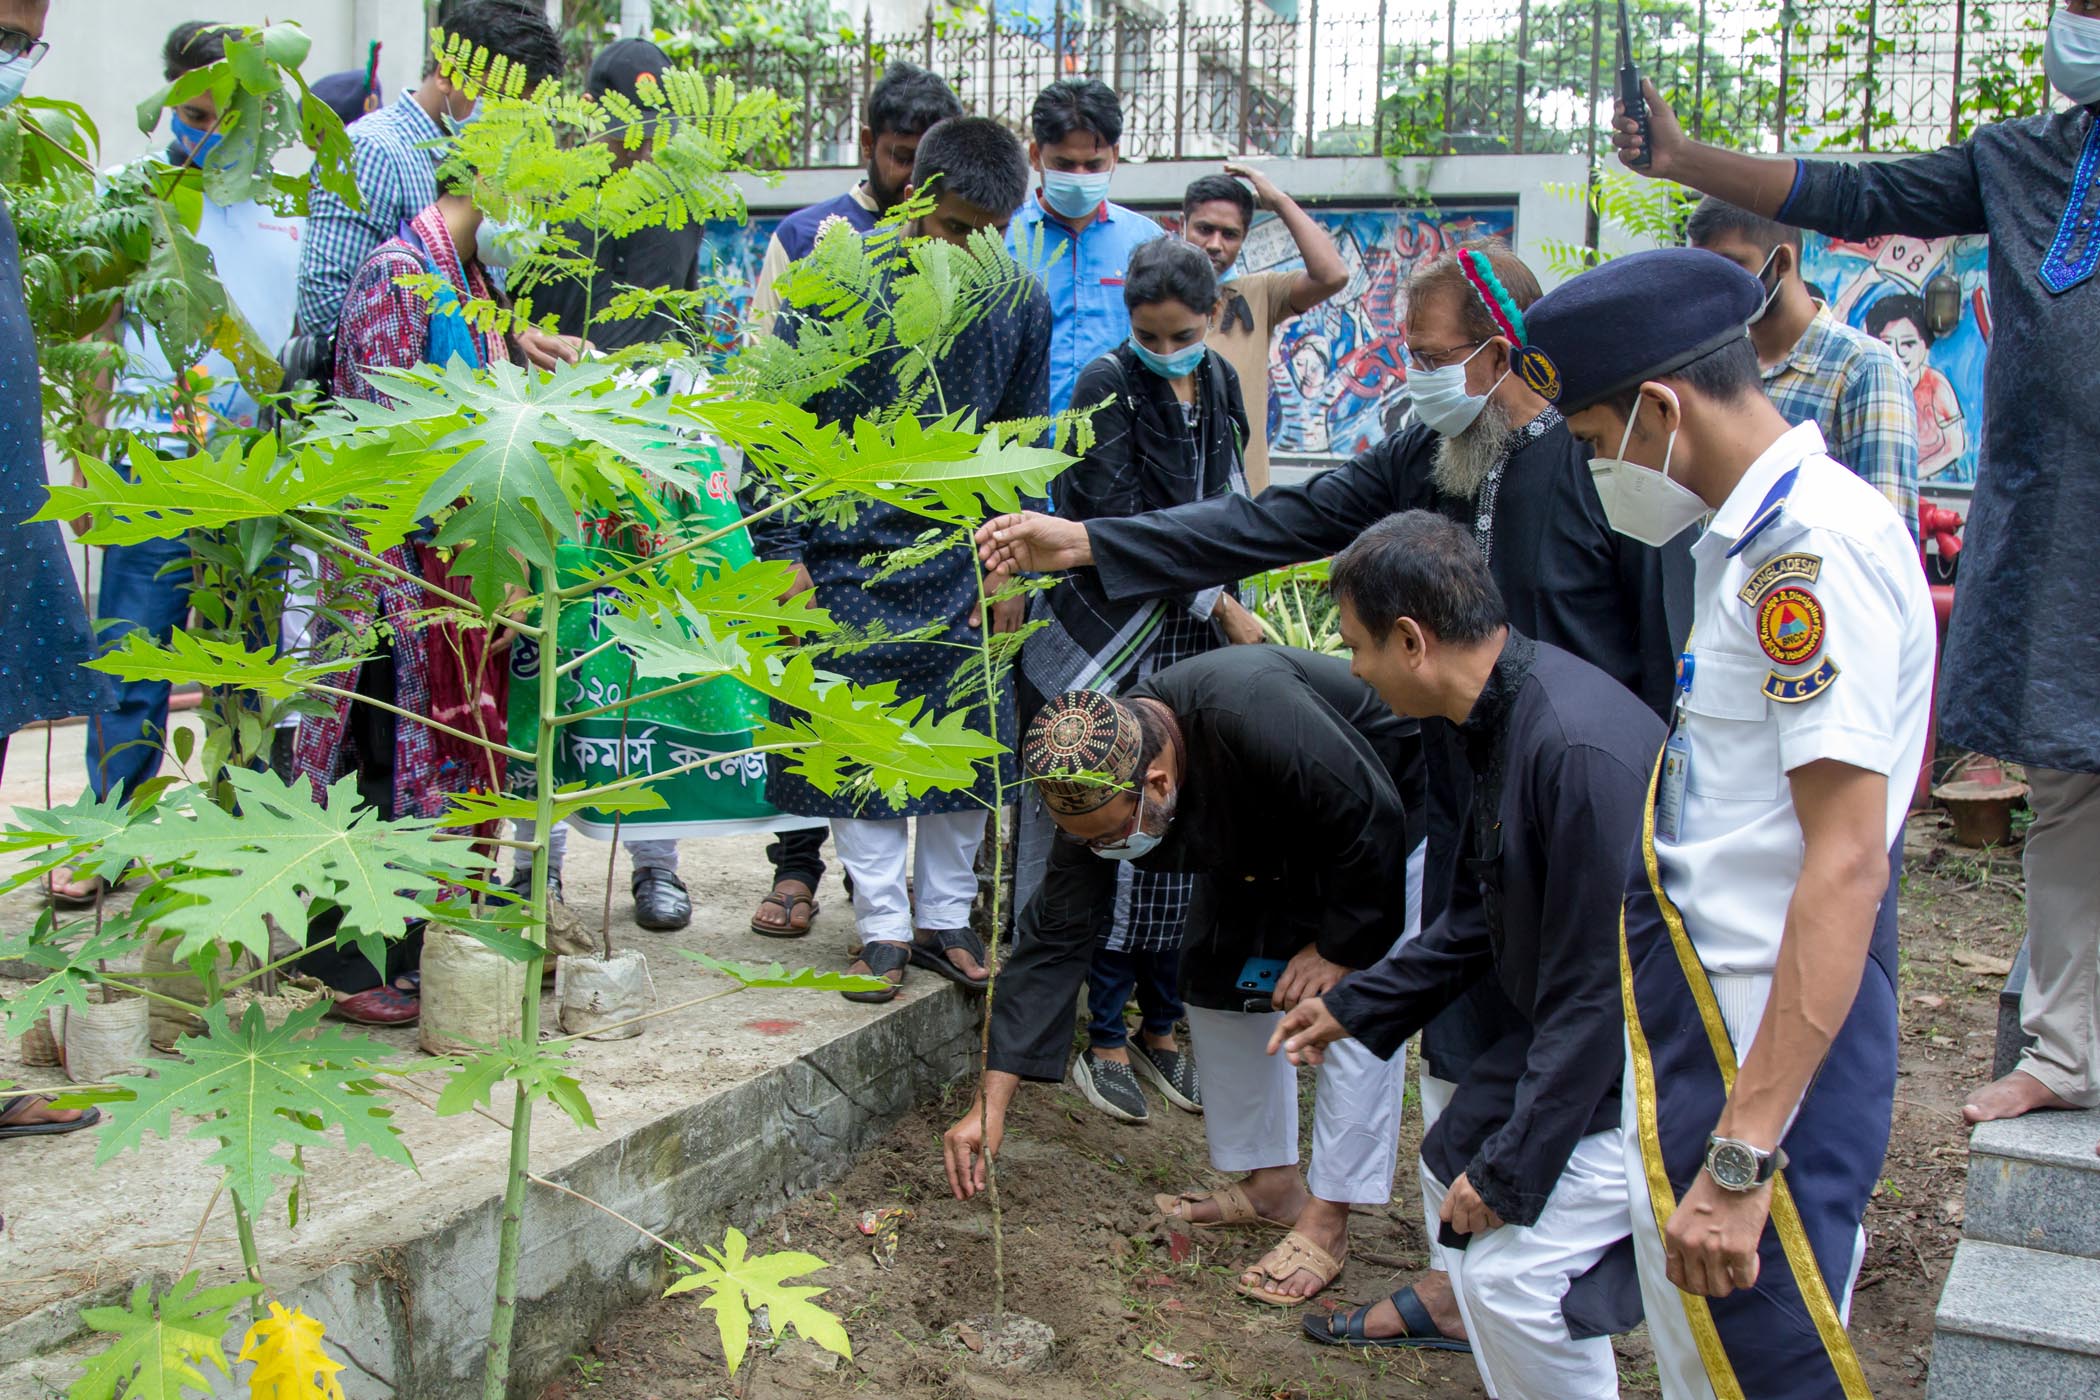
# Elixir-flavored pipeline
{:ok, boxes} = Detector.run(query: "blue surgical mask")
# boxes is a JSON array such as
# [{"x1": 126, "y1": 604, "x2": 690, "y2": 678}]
[
  {"x1": 1408, "y1": 341, "x2": 1507, "y2": 438},
  {"x1": 0, "y1": 54, "x2": 34, "y2": 110},
  {"x1": 170, "y1": 114, "x2": 222, "y2": 165},
  {"x1": 1129, "y1": 335, "x2": 1207, "y2": 380},
  {"x1": 1040, "y1": 169, "x2": 1111, "y2": 219},
  {"x1": 1092, "y1": 788, "x2": 1167, "y2": 862},
  {"x1": 475, "y1": 217, "x2": 532, "y2": 269},
  {"x1": 442, "y1": 96, "x2": 482, "y2": 136}
]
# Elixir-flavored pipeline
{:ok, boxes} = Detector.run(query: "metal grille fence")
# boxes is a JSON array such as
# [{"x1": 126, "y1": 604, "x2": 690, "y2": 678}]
[{"x1": 681, "y1": 0, "x2": 2055, "y2": 167}]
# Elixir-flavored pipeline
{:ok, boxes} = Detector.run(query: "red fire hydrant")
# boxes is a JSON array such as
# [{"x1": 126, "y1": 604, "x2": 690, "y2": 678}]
[{"x1": 1920, "y1": 501, "x2": 1965, "y2": 563}]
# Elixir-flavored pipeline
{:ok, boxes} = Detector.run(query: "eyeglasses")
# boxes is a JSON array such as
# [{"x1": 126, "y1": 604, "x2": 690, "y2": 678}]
[
  {"x1": 1056, "y1": 788, "x2": 1148, "y2": 851},
  {"x1": 0, "y1": 27, "x2": 49, "y2": 67},
  {"x1": 1405, "y1": 339, "x2": 1484, "y2": 373}
]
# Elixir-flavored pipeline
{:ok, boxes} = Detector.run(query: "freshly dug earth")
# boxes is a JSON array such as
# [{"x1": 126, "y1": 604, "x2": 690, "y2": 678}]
[{"x1": 544, "y1": 812, "x2": 2022, "y2": 1400}]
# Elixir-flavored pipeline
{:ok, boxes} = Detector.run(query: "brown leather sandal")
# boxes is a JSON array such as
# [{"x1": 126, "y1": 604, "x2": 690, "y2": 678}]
[
  {"x1": 750, "y1": 887, "x2": 818, "y2": 938},
  {"x1": 1234, "y1": 1229, "x2": 1347, "y2": 1307},
  {"x1": 1153, "y1": 1182, "x2": 1294, "y2": 1230}
]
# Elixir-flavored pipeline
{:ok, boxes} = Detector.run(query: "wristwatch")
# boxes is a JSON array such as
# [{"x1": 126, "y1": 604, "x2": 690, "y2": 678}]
[{"x1": 1703, "y1": 1135, "x2": 1787, "y2": 1191}]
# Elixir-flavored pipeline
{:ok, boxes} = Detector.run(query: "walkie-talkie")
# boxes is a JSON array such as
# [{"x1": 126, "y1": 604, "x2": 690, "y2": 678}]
[{"x1": 1617, "y1": 0, "x2": 1653, "y2": 168}]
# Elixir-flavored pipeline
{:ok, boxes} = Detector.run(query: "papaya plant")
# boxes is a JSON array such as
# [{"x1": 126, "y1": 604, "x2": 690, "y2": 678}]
[{"x1": 2, "y1": 38, "x2": 1076, "y2": 1399}]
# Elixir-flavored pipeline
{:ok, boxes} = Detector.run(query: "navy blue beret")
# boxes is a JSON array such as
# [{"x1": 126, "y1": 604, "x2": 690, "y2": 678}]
[{"x1": 1514, "y1": 248, "x2": 1765, "y2": 413}]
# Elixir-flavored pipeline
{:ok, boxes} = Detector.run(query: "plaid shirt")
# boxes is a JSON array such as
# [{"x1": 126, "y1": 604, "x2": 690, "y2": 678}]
[
  {"x1": 1763, "y1": 303, "x2": 1920, "y2": 536},
  {"x1": 296, "y1": 94, "x2": 442, "y2": 336}
]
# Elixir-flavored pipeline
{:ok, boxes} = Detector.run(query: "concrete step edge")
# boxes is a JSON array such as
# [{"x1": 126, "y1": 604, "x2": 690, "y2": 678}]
[
  {"x1": 1968, "y1": 1107, "x2": 2100, "y2": 1173},
  {"x1": 1934, "y1": 1240, "x2": 2100, "y2": 1356}
]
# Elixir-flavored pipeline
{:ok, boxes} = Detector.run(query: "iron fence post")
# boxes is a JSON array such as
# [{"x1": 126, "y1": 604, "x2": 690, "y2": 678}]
[
  {"x1": 1693, "y1": 0, "x2": 1708, "y2": 142},
  {"x1": 1373, "y1": 0, "x2": 1389, "y2": 155},
  {"x1": 801, "y1": 15, "x2": 816, "y2": 167},
  {"x1": 923, "y1": 1, "x2": 933, "y2": 70},
  {"x1": 1176, "y1": 0, "x2": 1189, "y2": 160},
  {"x1": 1586, "y1": 0, "x2": 1602, "y2": 165},
  {"x1": 1054, "y1": 0, "x2": 1065, "y2": 81},
  {"x1": 1861, "y1": 0, "x2": 1878, "y2": 151},
  {"x1": 1776, "y1": 2, "x2": 1791, "y2": 151},
  {"x1": 1441, "y1": 0, "x2": 1457, "y2": 155},
  {"x1": 1114, "y1": 2, "x2": 1126, "y2": 110},
  {"x1": 1303, "y1": 0, "x2": 1320, "y2": 155},
  {"x1": 863, "y1": 5, "x2": 875, "y2": 132},
  {"x1": 1238, "y1": 0, "x2": 1253, "y2": 153},
  {"x1": 1512, "y1": 0, "x2": 1530, "y2": 154},
  {"x1": 1949, "y1": 0, "x2": 1969, "y2": 143},
  {"x1": 987, "y1": 2, "x2": 998, "y2": 114}
]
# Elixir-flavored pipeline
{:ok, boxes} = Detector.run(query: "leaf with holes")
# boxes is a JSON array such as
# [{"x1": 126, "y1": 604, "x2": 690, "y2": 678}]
[{"x1": 96, "y1": 1001, "x2": 413, "y2": 1217}]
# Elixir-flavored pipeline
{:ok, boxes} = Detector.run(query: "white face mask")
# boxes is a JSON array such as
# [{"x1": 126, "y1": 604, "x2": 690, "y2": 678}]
[
  {"x1": 475, "y1": 217, "x2": 533, "y2": 269},
  {"x1": 1589, "y1": 388, "x2": 1709, "y2": 547},
  {"x1": 2047, "y1": 9, "x2": 2100, "y2": 106},
  {"x1": 1745, "y1": 245, "x2": 1783, "y2": 326},
  {"x1": 1409, "y1": 340, "x2": 1509, "y2": 438}
]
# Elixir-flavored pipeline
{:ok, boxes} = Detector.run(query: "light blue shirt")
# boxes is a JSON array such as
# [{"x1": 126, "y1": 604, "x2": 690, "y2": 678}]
[
  {"x1": 112, "y1": 192, "x2": 304, "y2": 448},
  {"x1": 1007, "y1": 190, "x2": 1165, "y2": 416}
]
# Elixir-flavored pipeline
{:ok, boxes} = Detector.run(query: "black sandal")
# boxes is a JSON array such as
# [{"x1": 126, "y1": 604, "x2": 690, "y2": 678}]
[
  {"x1": 0, "y1": 1094, "x2": 102, "y2": 1140},
  {"x1": 750, "y1": 887, "x2": 818, "y2": 938},
  {"x1": 841, "y1": 941, "x2": 909, "y2": 1004},
  {"x1": 1301, "y1": 1284, "x2": 1472, "y2": 1353},
  {"x1": 908, "y1": 927, "x2": 990, "y2": 993}
]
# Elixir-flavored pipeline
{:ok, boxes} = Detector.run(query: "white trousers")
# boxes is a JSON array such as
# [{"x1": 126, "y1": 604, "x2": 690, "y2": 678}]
[
  {"x1": 1626, "y1": 972, "x2": 1868, "y2": 1400},
  {"x1": 1418, "y1": 1069, "x2": 1459, "y2": 1272},
  {"x1": 829, "y1": 810, "x2": 986, "y2": 943},
  {"x1": 510, "y1": 820, "x2": 678, "y2": 876},
  {"x1": 1424, "y1": 1129, "x2": 1629, "y2": 1400},
  {"x1": 1185, "y1": 1004, "x2": 1408, "y2": 1205}
]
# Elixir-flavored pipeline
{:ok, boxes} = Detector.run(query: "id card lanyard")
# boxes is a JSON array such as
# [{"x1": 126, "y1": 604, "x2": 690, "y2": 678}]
[{"x1": 1656, "y1": 644, "x2": 1694, "y2": 844}]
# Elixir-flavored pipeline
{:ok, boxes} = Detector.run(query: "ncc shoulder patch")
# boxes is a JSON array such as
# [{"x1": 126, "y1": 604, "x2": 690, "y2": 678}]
[
  {"x1": 1737, "y1": 551, "x2": 1822, "y2": 606},
  {"x1": 1755, "y1": 586, "x2": 1825, "y2": 666},
  {"x1": 1764, "y1": 657, "x2": 1840, "y2": 703}
]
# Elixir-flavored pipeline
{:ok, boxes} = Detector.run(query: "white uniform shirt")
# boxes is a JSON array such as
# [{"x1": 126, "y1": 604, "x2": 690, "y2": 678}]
[
  {"x1": 110, "y1": 194, "x2": 304, "y2": 447},
  {"x1": 1658, "y1": 421, "x2": 1935, "y2": 975}
]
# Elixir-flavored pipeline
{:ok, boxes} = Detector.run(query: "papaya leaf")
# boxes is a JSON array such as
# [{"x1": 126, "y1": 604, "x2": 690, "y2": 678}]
[
  {"x1": 0, "y1": 906, "x2": 155, "y2": 1039},
  {"x1": 96, "y1": 1002, "x2": 413, "y2": 1217},
  {"x1": 97, "y1": 768, "x2": 476, "y2": 967},
  {"x1": 790, "y1": 411, "x2": 1069, "y2": 526},
  {"x1": 676, "y1": 951, "x2": 886, "y2": 994},
  {"x1": 0, "y1": 785, "x2": 159, "y2": 889},
  {"x1": 68, "y1": 1272, "x2": 259, "y2": 1400},
  {"x1": 237, "y1": 1301, "x2": 345, "y2": 1400},
  {"x1": 420, "y1": 903, "x2": 542, "y2": 963},
  {"x1": 608, "y1": 558, "x2": 838, "y2": 641},
  {"x1": 744, "y1": 654, "x2": 1000, "y2": 805},
  {"x1": 440, "y1": 783, "x2": 668, "y2": 828},
  {"x1": 662, "y1": 1228, "x2": 851, "y2": 1375},
  {"x1": 85, "y1": 627, "x2": 338, "y2": 701},
  {"x1": 434, "y1": 1038, "x2": 597, "y2": 1131}
]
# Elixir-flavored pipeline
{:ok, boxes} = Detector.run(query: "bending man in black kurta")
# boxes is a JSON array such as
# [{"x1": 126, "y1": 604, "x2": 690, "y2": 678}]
[
  {"x1": 1275, "y1": 512, "x2": 1660, "y2": 1398},
  {"x1": 943, "y1": 647, "x2": 1424, "y2": 1306}
]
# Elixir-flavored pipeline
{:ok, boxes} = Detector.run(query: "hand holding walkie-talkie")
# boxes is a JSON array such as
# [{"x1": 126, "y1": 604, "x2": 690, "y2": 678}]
[{"x1": 1616, "y1": 0, "x2": 1652, "y2": 168}]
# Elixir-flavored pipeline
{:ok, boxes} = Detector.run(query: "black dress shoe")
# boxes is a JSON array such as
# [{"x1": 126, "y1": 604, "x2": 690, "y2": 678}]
[
  {"x1": 504, "y1": 869, "x2": 564, "y2": 906},
  {"x1": 632, "y1": 867, "x2": 691, "y2": 931}
]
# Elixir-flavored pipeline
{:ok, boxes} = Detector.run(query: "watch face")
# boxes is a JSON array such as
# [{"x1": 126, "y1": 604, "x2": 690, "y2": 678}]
[{"x1": 1710, "y1": 1141, "x2": 1759, "y2": 1190}]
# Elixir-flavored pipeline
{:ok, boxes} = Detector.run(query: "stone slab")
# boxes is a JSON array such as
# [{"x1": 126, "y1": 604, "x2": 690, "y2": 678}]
[
  {"x1": 1931, "y1": 1241, "x2": 2100, "y2": 1399},
  {"x1": 1964, "y1": 1108, "x2": 2100, "y2": 1259},
  {"x1": 1993, "y1": 934, "x2": 2033, "y2": 1081}
]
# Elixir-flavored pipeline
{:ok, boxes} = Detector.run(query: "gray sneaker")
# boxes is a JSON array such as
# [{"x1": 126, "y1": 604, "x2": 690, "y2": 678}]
[
  {"x1": 1133, "y1": 1043, "x2": 1203, "y2": 1113},
  {"x1": 1072, "y1": 1051, "x2": 1149, "y2": 1123}
]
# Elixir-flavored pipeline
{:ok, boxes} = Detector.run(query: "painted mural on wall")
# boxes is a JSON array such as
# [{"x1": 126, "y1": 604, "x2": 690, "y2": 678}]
[
  {"x1": 1800, "y1": 231, "x2": 1989, "y2": 492},
  {"x1": 701, "y1": 204, "x2": 1519, "y2": 467},
  {"x1": 695, "y1": 213, "x2": 783, "y2": 351},
  {"x1": 1151, "y1": 204, "x2": 1519, "y2": 464}
]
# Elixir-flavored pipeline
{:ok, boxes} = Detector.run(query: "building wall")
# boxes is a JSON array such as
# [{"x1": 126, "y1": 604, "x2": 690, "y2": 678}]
[{"x1": 31, "y1": 0, "x2": 432, "y2": 169}]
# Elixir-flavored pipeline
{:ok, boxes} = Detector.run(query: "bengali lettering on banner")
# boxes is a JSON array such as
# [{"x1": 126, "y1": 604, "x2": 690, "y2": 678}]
[{"x1": 506, "y1": 441, "x2": 825, "y2": 841}]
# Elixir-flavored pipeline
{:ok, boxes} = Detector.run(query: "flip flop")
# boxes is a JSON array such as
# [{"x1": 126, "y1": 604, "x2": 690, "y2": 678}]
[
  {"x1": 750, "y1": 888, "x2": 818, "y2": 938},
  {"x1": 1301, "y1": 1284, "x2": 1473, "y2": 1352},
  {"x1": 0, "y1": 1095, "x2": 102, "y2": 1140},
  {"x1": 908, "y1": 927, "x2": 990, "y2": 993},
  {"x1": 1234, "y1": 1229, "x2": 1347, "y2": 1307},
  {"x1": 841, "y1": 941, "x2": 908, "y2": 1004},
  {"x1": 45, "y1": 872, "x2": 110, "y2": 909},
  {"x1": 1154, "y1": 1183, "x2": 1294, "y2": 1231},
  {"x1": 330, "y1": 973, "x2": 421, "y2": 1026}
]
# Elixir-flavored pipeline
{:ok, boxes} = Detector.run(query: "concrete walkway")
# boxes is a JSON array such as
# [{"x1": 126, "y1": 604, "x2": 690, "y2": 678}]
[{"x1": 0, "y1": 718, "x2": 981, "y2": 1398}]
